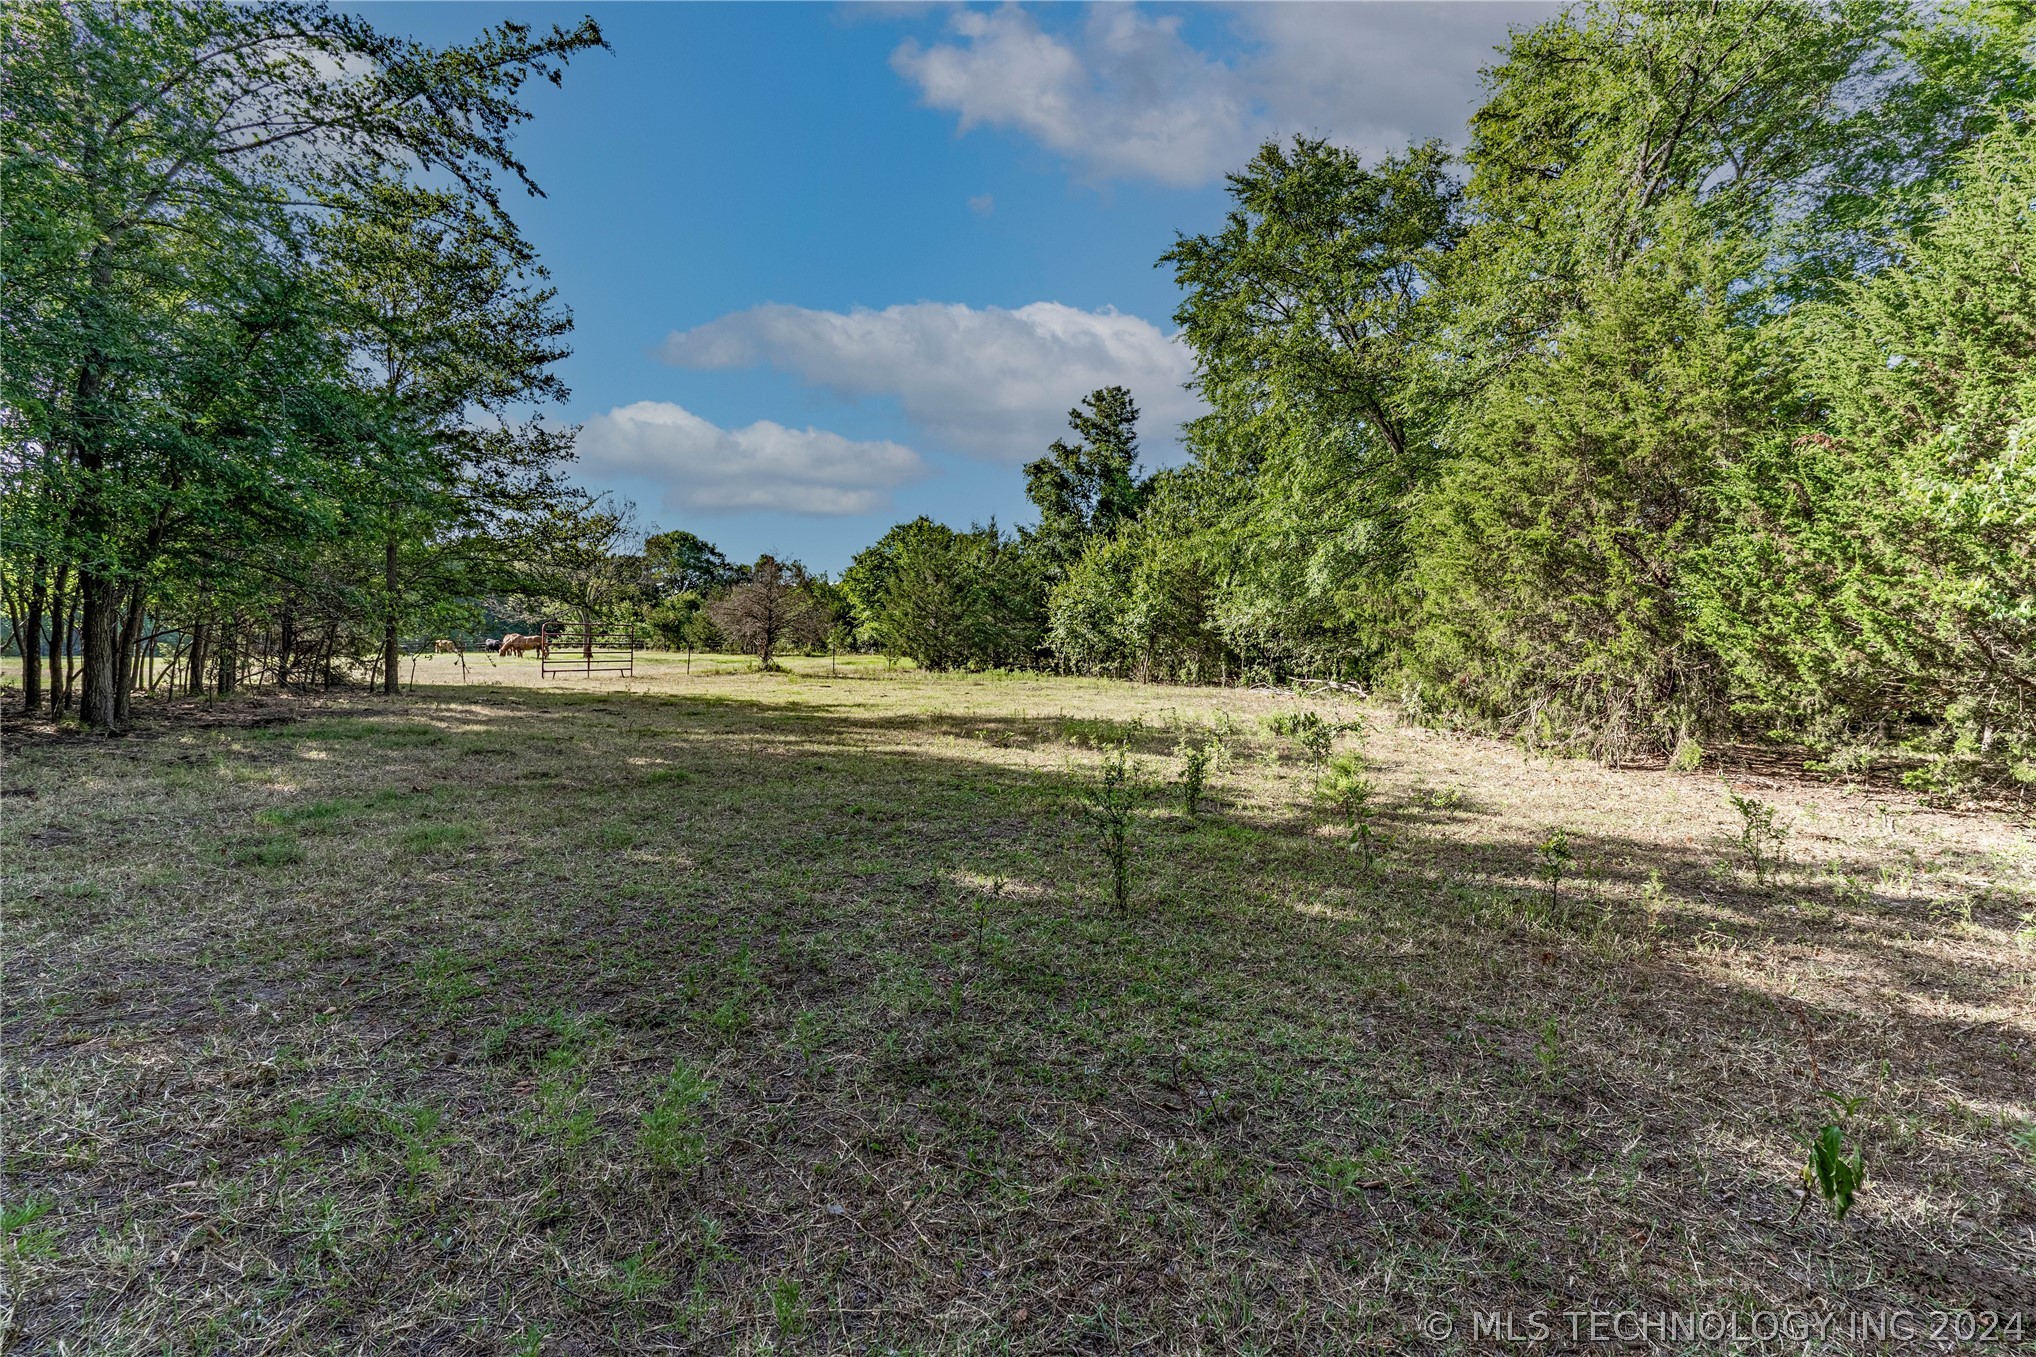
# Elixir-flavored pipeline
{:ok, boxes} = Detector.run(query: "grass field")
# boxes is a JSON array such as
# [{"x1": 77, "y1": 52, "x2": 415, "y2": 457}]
[{"x1": 5, "y1": 654, "x2": 2033, "y2": 1354}]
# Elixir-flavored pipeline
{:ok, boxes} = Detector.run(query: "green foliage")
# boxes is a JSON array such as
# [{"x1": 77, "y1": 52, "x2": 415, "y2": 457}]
[
  {"x1": 1174, "y1": 736, "x2": 1218, "y2": 816},
  {"x1": 641, "y1": 530, "x2": 735, "y2": 598},
  {"x1": 1081, "y1": 746, "x2": 1141, "y2": 912},
  {"x1": 1046, "y1": 506, "x2": 1221, "y2": 681},
  {"x1": 769, "y1": 1276, "x2": 807, "y2": 1337},
  {"x1": 1804, "y1": 1093, "x2": 1868, "y2": 1221},
  {"x1": 0, "y1": 0, "x2": 603, "y2": 726},
  {"x1": 1316, "y1": 751, "x2": 1373, "y2": 823},
  {"x1": 1534, "y1": 1018, "x2": 1563, "y2": 1083},
  {"x1": 1264, "y1": 710, "x2": 1353, "y2": 767},
  {"x1": 857, "y1": 521, "x2": 1039, "y2": 670},
  {"x1": 1403, "y1": 220, "x2": 1764, "y2": 758},
  {"x1": 3, "y1": 1196, "x2": 56, "y2": 1251},
  {"x1": 639, "y1": 1062, "x2": 713, "y2": 1176},
  {"x1": 1316, "y1": 751, "x2": 1379, "y2": 870},
  {"x1": 1017, "y1": 1, "x2": 2036, "y2": 790},
  {"x1": 1164, "y1": 138, "x2": 1459, "y2": 589},
  {"x1": 1728, "y1": 792, "x2": 1791, "y2": 884},
  {"x1": 1022, "y1": 386, "x2": 1150, "y2": 588},
  {"x1": 1535, "y1": 830, "x2": 1575, "y2": 908},
  {"x1": 1688, "y1": 112, "x2": 2036, "y2": 788}
]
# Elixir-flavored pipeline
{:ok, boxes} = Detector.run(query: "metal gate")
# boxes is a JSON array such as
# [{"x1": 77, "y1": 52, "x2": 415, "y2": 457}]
[{"x1": 538, "y1": 621, "x2": 639, "y2": 678}]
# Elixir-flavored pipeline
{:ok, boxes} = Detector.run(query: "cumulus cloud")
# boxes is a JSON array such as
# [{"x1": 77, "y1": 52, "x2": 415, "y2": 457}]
[
  {"x1": 575, "y1": 401, "x2": 929, "y2": 516},
  {"x1": 894, "y1": 6, "x2": 1250, "y2": 187},
  {"x1": 891, "y1": 2, "x2": 1557, "y2": 187},
  {"x1": 659, "y1": 301, "x2": 1203, "y2": 463}
]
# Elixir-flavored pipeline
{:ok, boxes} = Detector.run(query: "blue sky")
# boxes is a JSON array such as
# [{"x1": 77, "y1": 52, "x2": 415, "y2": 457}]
[{"x1": 372, "y1": 2, "x2": 1553, "y2": 573}]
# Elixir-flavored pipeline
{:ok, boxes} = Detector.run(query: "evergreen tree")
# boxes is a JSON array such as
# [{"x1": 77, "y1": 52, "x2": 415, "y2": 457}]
[{"x1": 1021, "y1": 387, "x2": 1148, "y2": 588}]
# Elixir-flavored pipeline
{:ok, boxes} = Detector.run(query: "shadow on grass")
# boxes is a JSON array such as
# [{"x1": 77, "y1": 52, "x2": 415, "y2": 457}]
[{"x1": 5, "y1": 683, "x2": 2031, "y2": 1351}]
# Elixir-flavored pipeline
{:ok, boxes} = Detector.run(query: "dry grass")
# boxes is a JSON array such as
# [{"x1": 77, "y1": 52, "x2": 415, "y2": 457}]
[{"x1": 4, "y1": 653, "x2": 2033, "y2": 1354}]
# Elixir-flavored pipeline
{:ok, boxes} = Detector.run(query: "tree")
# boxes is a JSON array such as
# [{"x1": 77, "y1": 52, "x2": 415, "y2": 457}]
[
  {"x1": 641, "y1": 529, "x2": 736, "y2": 599},
  {"x1": 1688, "y1": 111, "x2": 2036, "y2": 788},
  {"x1": 839, "y1": 516, "x2": 950, "y2": 649},
  {"x1": 520, "y1": 492, "x2": 641, "y2": 643},
  {"x1": 1021, "y1": 387, "x2": 1150, "y2": 588},
  {"x1": 866, "y1": 523, "x2": 1039, "y2": 671},
  {"x1": 1165, "y1": 137, "x2": 1458, "y2": 496},
  {"x1": 1047, "y1": 475, "x2": 1220, "y2": 682},
  {"x1": 1404, "y1": 223, "x2": 1771, "y2": 756},
  {"x1": 1142, "y1": 138, "x2": 1461, "y2": 677},
  {"x1": 316, "y1": 178, "x2": 577, "y2": 693},
  {"x1": 0, "y1": 0, "x2": 603, "y2": 728},
  {"x1": 708, "y1": 556, "x2": 828, "y2": 668}
]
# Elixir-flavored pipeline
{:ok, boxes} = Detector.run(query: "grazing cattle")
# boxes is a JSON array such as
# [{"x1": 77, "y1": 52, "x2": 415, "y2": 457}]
[
  {"x1": 498, "y1": 632, "x2": 550, "y2": 659},
  {"x1": 482, "y1": 638, "x2": 499, "y2": 653},
  {"x1": 433, "y1": 639, "x2": 460, "y2": 654}
]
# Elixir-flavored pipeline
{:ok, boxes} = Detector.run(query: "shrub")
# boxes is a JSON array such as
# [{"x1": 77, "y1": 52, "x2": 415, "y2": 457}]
[
  {"x1": 1175, "y1": 736, "x2": 1218, "y2": 815},
  {"x1": 1728, "y1": 792, "x2": 1790, "y2": 884},
  {"x1": 1316, "y1": 751, "x2": 1378, "y2": 869},
  {"x1": 1535, "y1": 829, "x2": 1574, "y2": 908},
  {"x1": 1265, "y1": 710, "x2": 1355, "y2": 767},
  {"x1": 1082, "y1": 746, "x2": 1141, "y2": 911}
]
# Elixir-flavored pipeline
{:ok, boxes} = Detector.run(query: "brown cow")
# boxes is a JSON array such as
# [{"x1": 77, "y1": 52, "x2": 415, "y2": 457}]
[
  {"x1": 433, "y1": 639, "x2": 460, "y2": 654},
  {"x1": 498, "y1": 632, "x2": 549, "y2": 658}
]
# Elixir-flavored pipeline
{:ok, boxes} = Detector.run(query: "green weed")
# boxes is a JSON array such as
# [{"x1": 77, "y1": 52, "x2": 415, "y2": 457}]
[
  {"x1": 1174, "y1": 736, "x2": 1218, "y2": 816},
  {"x1": 3, "y1": 1197, "x2": 57, "y2": 1263},
  {"x1": 225, "y1": 832, "x2": 303, "y2": 868},
  {"x1": 1728, "y1": 792, "x2": 1791, "y2": 884},
  {"x1": 1535, "y1": 1017, "x2": 1562, "y2": 1082},
  {"x1": 641, "y1": 1062, "x2": 714, "y2": 1176},
  {"x1": 481, "y1": 1009, "x2": 596, "y2": 1069},
  {"x1": 413, "y1": 947, "x2": 485, "y2": 1014},
  {"x1": 1264, "y1": 710, "x2": 1355, "y2": 767},
  {"x1": 399, "y1": 821, "x2": 478, "y2": 855},
  {"x1": 1536, "y1": 829, "x2": 1574, "y2": 909},
  {"x1": 769, "y1": 1276, "x2": 807, "y2": 1336},
  {"x1": 1803, "y1": 1093, "x2": 1867, "y2": 1221},
  {"x1": 1081, "y1": 745, "x2": 1140, "y2": 912}
]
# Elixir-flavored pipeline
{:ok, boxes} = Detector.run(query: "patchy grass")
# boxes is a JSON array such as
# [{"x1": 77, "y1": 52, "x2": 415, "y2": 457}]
[{"x1": 4, "y1": 657, "x2": 2034, "y2": 1353}]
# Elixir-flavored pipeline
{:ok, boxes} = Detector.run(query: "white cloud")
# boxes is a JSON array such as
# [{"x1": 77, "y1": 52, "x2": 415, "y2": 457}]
[
  {"x1": 891, "y1": 2, "x2": 1558, "y2": 187},
  {"x1": 968, "y1": 192, "x2": 995, "y2": 215},
  {"x1": 659, "y1": 301, "x2": 1203, "y2": 463},
  {"x1": 575, "y1": 401, "x2": 930, "y2": 516},
  {"x1": 893, "y1": 6, "x2": 1251, "y2": 187}
]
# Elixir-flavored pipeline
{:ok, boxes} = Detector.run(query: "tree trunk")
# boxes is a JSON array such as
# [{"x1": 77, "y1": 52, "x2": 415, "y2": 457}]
[
  {"x1": 382, "y1": 535, "x2": 400, "y2": 696},
  {"x1": 114, "y1": 582, "x2": 147, "y2": 726},
  {"x1": 151, "y1": 634, "x2": 187, "y2": 695},
  {"x1": 60, "y1": 593, "x2": 81, "y2": 713},
  {"x1": 1, "y1": 579, "x2": 20, "y2": 680},
  {"x1": 277, "y1": 609, "x2": 296, "y2": 688},
  {"x1": 47, "y1": 565, "x2": 70, "y2": 715},
  {"x1": 71, "y1": 241, "x2": 119, "y2": 729},
  {"x1": 186, "y1": 621, "x2": 211, "y2": 697},
  {"x1": 216, "y1": 618, "x2": 237, "y2": 695},
  {"x1": 21, "y1": 563, "x2": 46, "y2": 715}
]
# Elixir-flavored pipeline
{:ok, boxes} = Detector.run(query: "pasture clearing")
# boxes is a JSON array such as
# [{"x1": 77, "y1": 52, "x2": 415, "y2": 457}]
[{"x1": 4, "y1": 658, "x2": 2032, "y2": 1353}]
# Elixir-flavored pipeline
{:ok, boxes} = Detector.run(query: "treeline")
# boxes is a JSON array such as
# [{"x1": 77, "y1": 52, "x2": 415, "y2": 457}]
[
  {"x1": 844, "y1": 1, "x2": 2036, "y2": 793},
  {"x1": 1, "y1": 1, "x2": 605, "y2": 726},
  {"x1": 9, "y1": 1, "x2": 2029, "y2": 793}
]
